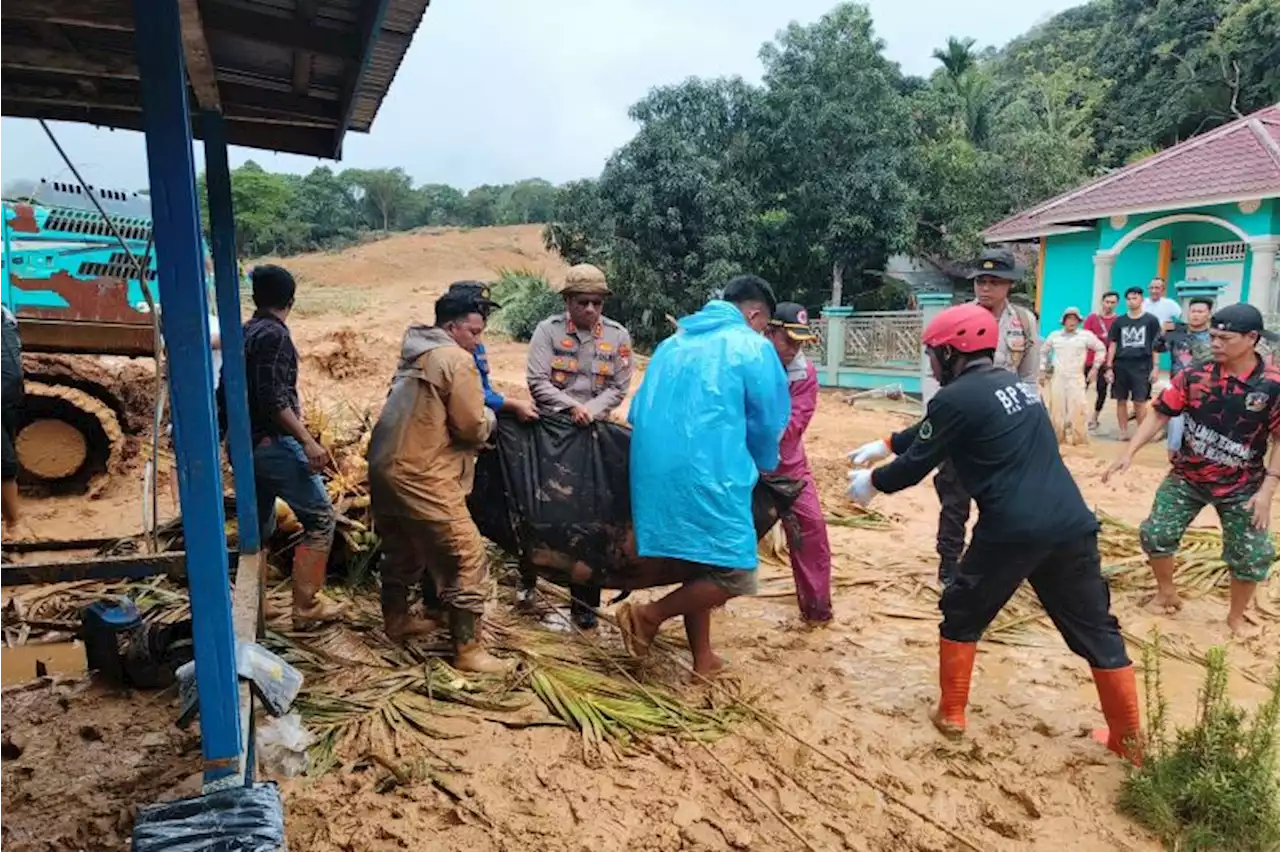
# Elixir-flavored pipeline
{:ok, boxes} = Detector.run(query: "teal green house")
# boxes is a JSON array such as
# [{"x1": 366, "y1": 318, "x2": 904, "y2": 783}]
[{"x1": 984, "y1": 103, "x2": 1280, "y2": 332}]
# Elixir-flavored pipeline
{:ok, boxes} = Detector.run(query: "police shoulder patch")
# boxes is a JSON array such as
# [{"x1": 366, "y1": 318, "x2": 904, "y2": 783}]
[{"x1": 919, "y1": 419, "x2": 934, "y2": 440}]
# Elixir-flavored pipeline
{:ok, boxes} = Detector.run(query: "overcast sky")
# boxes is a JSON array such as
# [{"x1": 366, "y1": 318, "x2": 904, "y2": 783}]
[{"x1": 0, "y1": 0, "x2": 1081, "y2": 192}]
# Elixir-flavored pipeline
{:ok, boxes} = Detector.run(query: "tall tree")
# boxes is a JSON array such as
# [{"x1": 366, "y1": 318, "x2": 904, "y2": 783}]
[
  {"x1": 342, "y1": 167, "x2": 414, "y2": 231},
  {"x1": 756, "y1": 3, "x2": 917, "y2": 306}
]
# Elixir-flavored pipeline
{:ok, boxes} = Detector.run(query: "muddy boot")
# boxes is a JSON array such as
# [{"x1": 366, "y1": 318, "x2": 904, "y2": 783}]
[
  {"x1": 382, "y1": 583, "x2": 439, "y2": 643},
  {"x1": 449, "y1": 608, "x2": 513, "y2": 674},
  {"x1": 930, "y1": 638, "x2": 976, "y2": 737},
  {"x1": 1091, "y1": 665, "x2": 1143, "y2": 765},
  {"x1": 292, "y1": 544, "x2": 344, "y2": 630},
  {"x1": 570, "y1": 583, "x2": 601, "y2": 630}
]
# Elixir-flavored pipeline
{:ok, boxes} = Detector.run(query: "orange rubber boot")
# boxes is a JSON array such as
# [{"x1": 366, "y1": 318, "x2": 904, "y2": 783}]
[
  {"x1": 931, "y1": 638, "x2": 977, "y2": 737},
  {"x1": 1091, "y1": 665, "x2": 1143, "y2": 765}
]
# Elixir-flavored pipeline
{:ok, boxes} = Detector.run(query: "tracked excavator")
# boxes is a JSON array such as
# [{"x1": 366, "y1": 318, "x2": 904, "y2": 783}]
[{"x1": 1, "y1": 177, "x2": 215, "y2": 491}]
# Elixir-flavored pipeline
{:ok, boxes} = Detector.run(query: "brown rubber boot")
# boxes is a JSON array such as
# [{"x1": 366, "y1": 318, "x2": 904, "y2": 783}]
[
  {"x1": 449, "y1": 608, "x2": 513, "y2": 674},
  {"x1": 930, "y1": 638, "x2": 977, "y2": 737},
  {"x1": 381, "y1": 583, "x2": 439, "y2": 642},
  {"x1": 292, "y1": 544, "x2": 344, "y2": 630},
  {"x1": 1091, "y1": 665, "x2": 1143, "y2": 765}
]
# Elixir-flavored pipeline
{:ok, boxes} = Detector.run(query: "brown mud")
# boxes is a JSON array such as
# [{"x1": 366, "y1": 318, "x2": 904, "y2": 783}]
[{"x1": 3, "y1": 225, "x2": 1276, "y2": 851}]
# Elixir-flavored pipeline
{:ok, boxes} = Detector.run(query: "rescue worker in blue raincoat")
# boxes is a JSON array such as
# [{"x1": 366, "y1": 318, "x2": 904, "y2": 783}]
[{"x1": 614, "y1": 276, "x2": 790, "y2": 677}]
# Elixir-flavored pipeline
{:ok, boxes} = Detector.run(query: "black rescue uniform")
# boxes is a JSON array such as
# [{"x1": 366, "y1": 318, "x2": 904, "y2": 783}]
[{"x1": 876, "y1": 360, "x2": 1128, "y2": 669}]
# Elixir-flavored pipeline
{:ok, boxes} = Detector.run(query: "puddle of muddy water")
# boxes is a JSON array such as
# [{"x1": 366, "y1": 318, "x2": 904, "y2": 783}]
[{"x1": 1, "y1": 641, "x2": 87, "y2": 686}]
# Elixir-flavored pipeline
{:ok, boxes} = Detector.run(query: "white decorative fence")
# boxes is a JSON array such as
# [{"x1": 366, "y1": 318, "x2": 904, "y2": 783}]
[{"x1": 841, "y1": 310, "x2": 923, "y2": 367}]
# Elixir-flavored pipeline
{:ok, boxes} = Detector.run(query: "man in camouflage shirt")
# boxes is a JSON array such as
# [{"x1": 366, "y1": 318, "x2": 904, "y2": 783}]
[{"x1": 1106, "y1": 303, "x2": 1280, "y2": 638}]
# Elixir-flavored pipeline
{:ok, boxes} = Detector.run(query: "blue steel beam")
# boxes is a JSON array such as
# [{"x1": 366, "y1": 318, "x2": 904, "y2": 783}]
[
  {"x1": 201, "y1": 110, "x2": 260, "y2": 555},
  {"x1": 134, "y1": 0, "x2": 242, "y2": 785}
]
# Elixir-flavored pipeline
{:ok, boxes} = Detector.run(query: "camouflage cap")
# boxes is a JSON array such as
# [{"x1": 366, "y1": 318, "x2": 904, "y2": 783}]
[{"x1": 559, "y1": 263, "x2": 611, "y2": 296}]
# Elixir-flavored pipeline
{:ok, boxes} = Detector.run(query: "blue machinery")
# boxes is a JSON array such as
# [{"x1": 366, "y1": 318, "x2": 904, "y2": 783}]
[{"x1": 1, "y1": 0, "x2": 430, "y2": 788}]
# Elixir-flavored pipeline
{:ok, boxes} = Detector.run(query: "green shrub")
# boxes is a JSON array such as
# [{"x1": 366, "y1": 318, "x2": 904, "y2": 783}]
[
  {"x1": 1119, "y1": 636, "x2": 1280, "y2": 852},
  {"x1": 490, "y1": 267, "x2": 562, "y2": 342}
]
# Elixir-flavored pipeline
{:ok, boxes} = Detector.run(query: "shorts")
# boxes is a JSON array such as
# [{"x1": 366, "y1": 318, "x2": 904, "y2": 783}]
[
  {"x1": 1139, "y1": 473, "x2": 1274, "y2": 583},
  {"x1": 1111, "y1": 361, "x2": 1152, "y2": 402},
  {"x1": 690, "y1": 564, "x2": 758, "y2": 597},
  {"x1": 1, "y1": 409, "x2": 16, "y2": 482}
]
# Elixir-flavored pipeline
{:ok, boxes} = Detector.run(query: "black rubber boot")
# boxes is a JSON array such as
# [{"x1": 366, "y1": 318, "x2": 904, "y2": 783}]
[{"x1": 569, "y1": 583, "x2": 601, "y2": 630}]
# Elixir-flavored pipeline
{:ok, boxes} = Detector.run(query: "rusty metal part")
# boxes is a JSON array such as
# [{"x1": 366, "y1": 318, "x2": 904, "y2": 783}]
[
  {"x1": 16, "y1": 381, "x2": 124, "y2": 482},
  {"x1": 15, "y1": 317, "x2": 156, "y2": 357}
]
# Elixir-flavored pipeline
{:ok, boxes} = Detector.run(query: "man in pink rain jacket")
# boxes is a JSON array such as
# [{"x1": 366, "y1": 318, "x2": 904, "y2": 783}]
[{"x1": 767, "y1": 303, "x2": 833, "y2": 623}]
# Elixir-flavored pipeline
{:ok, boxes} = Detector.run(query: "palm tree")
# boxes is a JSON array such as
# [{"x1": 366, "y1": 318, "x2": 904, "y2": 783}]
[
  {"x1": 932, "y1": 36, "x2": 992, "y2": 149},
  {"x1": 932, "y1": 37, "x2": 978, "y2": 83}
]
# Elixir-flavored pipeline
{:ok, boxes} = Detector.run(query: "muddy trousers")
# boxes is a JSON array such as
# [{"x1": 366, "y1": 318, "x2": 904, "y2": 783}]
[
  {"x1": 379, "y1": 514, "x2": 489, "y2": 617},
  {"x1": 940, "y1": 532, "x2": 1129, "y2": 670},
  {"x1": 1048, "y1": 374, "x2": 1090, "y2": 445},
  {"x1": 932, "y1": 461, "x2": 971, "y2": 589},
  {"x1": 784, "y1": 475, "x2": 833, "y2": 622}
]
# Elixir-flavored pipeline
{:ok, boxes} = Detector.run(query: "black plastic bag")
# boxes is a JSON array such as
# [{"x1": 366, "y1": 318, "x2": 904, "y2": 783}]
[
  {"x1": 131, "y1": 782, "x2": 285, "y2": 852},
  {"x1": 470, "y1": 414, "x2": 803, "y2": 590}
]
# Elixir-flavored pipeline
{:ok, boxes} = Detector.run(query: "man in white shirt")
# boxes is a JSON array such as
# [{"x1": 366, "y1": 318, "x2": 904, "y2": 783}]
[{"x1": 1142, "y1": 277, "x2": 1182, "y2": 332}]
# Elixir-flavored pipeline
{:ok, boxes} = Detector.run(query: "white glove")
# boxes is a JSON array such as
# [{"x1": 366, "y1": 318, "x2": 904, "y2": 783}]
[
  {"x1": 848, "y1": 439, "x2": 890, "y2": 467},
  {"x1": 846, "y1": 469, "x2": 878, "y2": 506}
]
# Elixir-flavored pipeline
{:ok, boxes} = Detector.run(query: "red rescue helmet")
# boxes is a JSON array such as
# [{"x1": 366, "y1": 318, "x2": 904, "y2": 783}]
[{"x1": 922, "y1": 303, "x2": 999, "y2": 353}]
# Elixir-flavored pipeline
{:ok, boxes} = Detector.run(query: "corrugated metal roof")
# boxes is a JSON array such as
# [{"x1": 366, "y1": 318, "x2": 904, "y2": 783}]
[
  {"x1": 0, "y1": 0, "x2": 430, "y2": 160},
  {"x1": 985, "y1": 103, "x2": 1280, "y2": 243}
]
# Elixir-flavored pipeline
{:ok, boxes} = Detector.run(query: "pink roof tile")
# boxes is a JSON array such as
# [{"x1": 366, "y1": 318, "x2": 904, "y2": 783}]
[{"x1": 985, "y1": 103, "x2": 1280, "y2": 241}]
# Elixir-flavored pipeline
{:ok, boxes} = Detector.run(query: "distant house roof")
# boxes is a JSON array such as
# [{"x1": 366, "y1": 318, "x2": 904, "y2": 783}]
[
  {"x1": 985, "y1": 103, "x2": 1280, "y2": 243},
  {"x1": 882, "y1": 254, "x2": 954, "y2": 293},
  {"x1": 0, "y1": 0, "x2": 431, "y2": 160}
]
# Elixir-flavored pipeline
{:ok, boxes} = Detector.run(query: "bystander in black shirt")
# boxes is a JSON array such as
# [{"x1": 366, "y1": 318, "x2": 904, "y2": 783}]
[
  {"x1": 243, "y1": 313, "x2": 301, "y2": 443},
  {"x1": 874, "y1": 361, "x2": 1098, "y2": 545}
]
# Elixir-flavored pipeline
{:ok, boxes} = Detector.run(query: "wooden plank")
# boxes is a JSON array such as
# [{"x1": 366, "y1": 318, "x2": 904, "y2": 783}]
[
  {"x1": 1, "y1": 44, "x2": 138, "y2": 80},
  {"x1": 0, "y1": 550, "x2": 238, "y2": 586},
  {"x1": 199, "y1": 2, "x2": 362, "y2": 58},
  {"x1": 231, "y1": 551, "x2": 266, "y2": 783},
  {"x1": 5, "y1": 0, "x2": 134, "y2": 31},
  {"x1": 292, "y1": 0, "x2": 317, "y2": 96},
  {"x1": 177, "y1": 0, "x2": 220, "y2": 111}
]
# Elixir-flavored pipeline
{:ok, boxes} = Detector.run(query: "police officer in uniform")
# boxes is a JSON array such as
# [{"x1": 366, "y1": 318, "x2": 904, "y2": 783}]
[
  {"x1": 525, "y1": 263, "x2": 634, "y2": 627},
  {"x1": 853, "y1": 249, "x2": 1039, "y2": 588},
  {"x1": 526, "y1": 264, "x2": 634, "y2": 425}
]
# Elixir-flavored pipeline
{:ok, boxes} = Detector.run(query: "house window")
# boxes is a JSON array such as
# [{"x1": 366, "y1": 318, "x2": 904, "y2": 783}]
[{"x1": 1185, "y1": 242, "x2": 1246, "y2": 265}]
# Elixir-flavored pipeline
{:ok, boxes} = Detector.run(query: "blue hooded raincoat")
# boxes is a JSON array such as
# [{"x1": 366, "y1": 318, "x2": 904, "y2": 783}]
[{"x1": 628, "y1": 300, "x2": 791, "y2": 570}]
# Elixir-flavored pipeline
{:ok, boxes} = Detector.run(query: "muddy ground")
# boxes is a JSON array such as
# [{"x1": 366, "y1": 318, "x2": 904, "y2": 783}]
[{"x1": 3, "y1": 225, "x2": 1277, "y2": 851}]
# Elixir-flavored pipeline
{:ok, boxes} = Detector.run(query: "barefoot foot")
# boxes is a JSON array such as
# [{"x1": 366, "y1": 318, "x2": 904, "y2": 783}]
[{"x1": 1142, "y1": 590, "x2": 1184, "y2": 615}]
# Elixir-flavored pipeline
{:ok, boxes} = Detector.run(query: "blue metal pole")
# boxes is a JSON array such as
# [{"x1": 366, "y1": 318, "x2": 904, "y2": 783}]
[
  {"x1": 201, "y1": 111, "x2": 260, "y2": 555},
  {"x1": 134, "y1": 0, "x2": 242, "y2": 785}
]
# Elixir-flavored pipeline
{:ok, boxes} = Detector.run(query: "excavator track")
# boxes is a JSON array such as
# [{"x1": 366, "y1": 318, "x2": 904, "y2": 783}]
[{"x1": 15, "y1": 381, "x2": 124, "y2": 483}]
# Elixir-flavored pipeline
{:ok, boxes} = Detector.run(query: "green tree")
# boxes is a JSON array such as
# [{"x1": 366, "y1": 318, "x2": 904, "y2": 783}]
[
  {"x1": 756, "y1": 3, "x2": 917, "y2": 306},
  {"x1": 411, "y1": 183, "x2": 466, "y2": 227},
  {"x1": 342, "y1": 167, "x2": 414, "y2": 231},
  {"x1": 497, "y1": 179, "x2": 559, "y2": 225}
]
